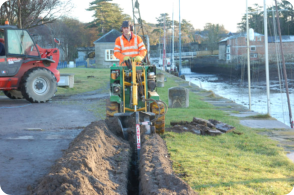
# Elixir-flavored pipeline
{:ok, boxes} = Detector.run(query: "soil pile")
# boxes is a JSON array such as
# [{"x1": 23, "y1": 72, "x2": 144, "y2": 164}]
[
  {"x1": 31, "y1": 120, "x2": 130, "y2": 195},
  {"x1": 168, "y1": 117, "x2": 235, "y2": 136},
  {"x1": 139, "y1": 134, "x2": 198, "y2": 195}
]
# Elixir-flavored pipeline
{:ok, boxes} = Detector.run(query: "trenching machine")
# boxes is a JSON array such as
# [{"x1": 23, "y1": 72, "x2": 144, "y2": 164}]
[{"x1": 106, "y1": 58, "x2": 167, "y2": 158}]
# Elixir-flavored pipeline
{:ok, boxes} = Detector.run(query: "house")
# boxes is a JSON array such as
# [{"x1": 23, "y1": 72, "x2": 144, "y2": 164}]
[
  {"x1": 93, "y1": 29, "x2": 122, "y2": 68},
  {"x1": 219, "y1": 32, "x2": 294, "y2": 63},
  {"x1": 218, "y1": 32, "x2": 264, "y2": 62}
]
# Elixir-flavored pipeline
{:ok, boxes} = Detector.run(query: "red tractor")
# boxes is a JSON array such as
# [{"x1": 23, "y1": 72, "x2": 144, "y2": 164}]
[{"x1": 0, "y1": 24, "x2": 60, "y2": 103}]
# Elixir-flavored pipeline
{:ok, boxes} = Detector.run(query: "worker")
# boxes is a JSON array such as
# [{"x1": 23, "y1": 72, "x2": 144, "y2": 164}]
[{"x1": 114, "y1": 21, "x2": 146, "y2": 65}]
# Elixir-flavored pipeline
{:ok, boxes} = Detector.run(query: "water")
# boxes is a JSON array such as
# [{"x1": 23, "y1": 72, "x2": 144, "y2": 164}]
[{"x1": 183, "y1": 68, "x2": 294, "y2": 127}]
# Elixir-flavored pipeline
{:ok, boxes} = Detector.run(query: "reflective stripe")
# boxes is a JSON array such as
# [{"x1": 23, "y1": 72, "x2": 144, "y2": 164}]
[
  {"x1": 120, "y1": 36, "x2": 124, "y2": 50},
  {"x1": 135, "y1": 35, "x2": 138, "y2": 46},
  {"x1": 122, "y1": 51, "x2": 139, "y2": 55},
  {"x1": 138, "y1": 42, "x2": 144, "y2": 47},
  {"x1": 139, "y1": 47, "x2": 146, "y2": 51},
  {"x1": 122, "y1": 46, "x2": 138, "y2": 50},
  {"x1": 114, "y1": 45, "x2": 121, "y2": 49},
  {"x1": 114, "y1": 50, "x2": 120, "y2": 52}
]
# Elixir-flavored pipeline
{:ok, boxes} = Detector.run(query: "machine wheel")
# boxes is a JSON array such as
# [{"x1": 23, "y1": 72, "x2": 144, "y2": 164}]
[
  {"x1": 151, "y1": 102, "x2": 165, "y2": 134},
  {"x1": 20, "y1": 68, "x2": 57, "y2": 103},
  {"x1": 106, "y1": 99, "x2": 119, "y2": 118},
  {"x1": 3, "y1": 90, "x2": 23, "y2": 99}
]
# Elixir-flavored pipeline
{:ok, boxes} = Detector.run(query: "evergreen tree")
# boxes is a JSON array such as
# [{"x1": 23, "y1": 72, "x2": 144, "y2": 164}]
[{"x1": 87, "y1": 0, "x2": 131, "y2": 35}]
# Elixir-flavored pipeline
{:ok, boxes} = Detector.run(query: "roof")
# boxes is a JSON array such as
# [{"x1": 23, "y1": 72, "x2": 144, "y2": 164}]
[
  {"x1": 219, "y1": 32, "x2": 264, "y2": 43},
  {"x1": 0, "y1": 25, "x2": 18, "y2": 29},
  {"x1": 93, "y1": 29, "x2": 122, "y2": 43},
  {"x1": 268, "y1": 35, "x2": 294, "y2": 43}
]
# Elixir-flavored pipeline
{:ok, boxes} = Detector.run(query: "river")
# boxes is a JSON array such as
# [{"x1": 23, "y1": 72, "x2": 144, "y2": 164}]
[{"x1": 182, "y1": 68, "x2": 294, "y2": 128}]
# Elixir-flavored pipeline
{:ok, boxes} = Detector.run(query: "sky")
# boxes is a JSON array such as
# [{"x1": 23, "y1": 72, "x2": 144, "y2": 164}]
[{"x1": 1, "y1": 0, "x2": 294, "y2": 32}]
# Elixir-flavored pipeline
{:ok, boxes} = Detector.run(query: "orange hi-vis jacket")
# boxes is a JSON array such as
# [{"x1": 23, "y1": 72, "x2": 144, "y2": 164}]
[{"x1": 114, "y1": 32, "x2": 147, "y2": 65}]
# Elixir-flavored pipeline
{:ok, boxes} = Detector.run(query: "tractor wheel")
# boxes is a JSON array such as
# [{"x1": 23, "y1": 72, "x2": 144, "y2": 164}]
[
  {"x1": 106, "y1": 99, "x2": 119, "y2": 118},
  {"x1": 151, "y1": 102, "x2": 165, "y2": 134},
  {"x1": 3, "y1": 90, "x2": 23, "y2": 99},
  {"x1": 20, "y1": 68, "x2": 57, "y2": 103}
]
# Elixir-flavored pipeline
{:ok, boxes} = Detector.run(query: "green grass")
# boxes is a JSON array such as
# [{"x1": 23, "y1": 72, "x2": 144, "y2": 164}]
[
  {"x1": 56, "y1": 68, "x2": 109, "y2": 96},
  {"x1": 156, "y1": 72, "x2": 294, "y2": 195},
  {"x1": 246, "y1": 114, "x2": 273, "y2": 119}
]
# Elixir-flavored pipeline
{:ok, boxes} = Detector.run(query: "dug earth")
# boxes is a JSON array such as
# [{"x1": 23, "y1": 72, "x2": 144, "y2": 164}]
[{"x1": 0, "y1": 90, "x2": 198, "y2": 195}]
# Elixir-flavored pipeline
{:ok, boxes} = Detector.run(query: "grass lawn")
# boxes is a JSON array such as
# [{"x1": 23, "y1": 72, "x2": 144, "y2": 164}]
[
  {"x1": 156, "y1": 73, "x2": 294, "y2": 194},
  {"x1": 56, "y1": 68, "x2": 109, "y2": 96}
]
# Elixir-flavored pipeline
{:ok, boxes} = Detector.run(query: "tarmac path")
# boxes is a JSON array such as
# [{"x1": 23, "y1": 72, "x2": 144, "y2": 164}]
[{"x1": 0, "y1": 90, "x2": 108, "y2": 195}]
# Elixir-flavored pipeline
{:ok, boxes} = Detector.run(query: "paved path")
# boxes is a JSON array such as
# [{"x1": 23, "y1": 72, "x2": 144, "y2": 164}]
[{"x1": 0, "y1": 91, "x2": 107, "y2": 195}]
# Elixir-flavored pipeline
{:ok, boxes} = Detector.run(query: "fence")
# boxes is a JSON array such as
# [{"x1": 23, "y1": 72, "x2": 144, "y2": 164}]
[
  {"x1": 57, "y1": 61, "x2": 68, "y2": 69},
  {"x1": 76, "y1": 60, "x2": 87, "y2": 68},
  {"x1": 57, "y1": 59, "x2": 96, "y2": 69}
]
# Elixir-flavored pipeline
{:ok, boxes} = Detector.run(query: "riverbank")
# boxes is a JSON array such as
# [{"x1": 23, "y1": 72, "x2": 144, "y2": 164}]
[
  {"x1": 157, "y1": 70, "x2": 294, "y2": 194},
  {"x1": 190, "y1": 56, "x2": 294, "y2": 81}
]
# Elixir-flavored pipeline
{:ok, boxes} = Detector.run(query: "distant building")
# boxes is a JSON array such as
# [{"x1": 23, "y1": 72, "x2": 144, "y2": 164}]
[
  {"x1": 76, "y1": 47, "x2": 94, "y2": 62},
  {"x1": 219, "y1": 32, "x2": 294, "y2": 63},
  {"x1": 93, "y1": 29, "x2": 121, "y2": 68}
]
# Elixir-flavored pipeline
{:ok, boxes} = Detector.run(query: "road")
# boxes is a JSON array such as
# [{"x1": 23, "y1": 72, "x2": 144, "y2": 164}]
[{"x1": 0, "y1": 90, "x2": 108, "y2": 195}]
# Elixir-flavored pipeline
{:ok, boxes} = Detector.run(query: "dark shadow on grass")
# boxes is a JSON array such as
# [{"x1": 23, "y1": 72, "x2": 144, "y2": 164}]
[{"x1": 192, "y1": 177, "x2": 294, "y2": 189}]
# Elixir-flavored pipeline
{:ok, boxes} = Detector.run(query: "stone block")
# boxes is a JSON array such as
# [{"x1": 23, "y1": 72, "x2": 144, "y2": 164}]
[
  {"x1": 168, "y1": 87, "x2": 189, "y2": 108},
  {"x1": 157, "y1": 73, "x2": 164, "y2": 82},
  {"x1": 156, "y1": 73, "x2": 165, "y2": 88}
]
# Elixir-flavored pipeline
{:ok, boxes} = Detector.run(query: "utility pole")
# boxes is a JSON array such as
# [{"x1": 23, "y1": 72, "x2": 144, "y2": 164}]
[
  {"x1": 179, "y1": 0, "x2": 182, "y2": 75},
  {"x1": 264, "y1": 0, "x2": 270, "y2": 115},
  {"x1": 163, "y1": 15, "x2": 166, "y2": 71},
  {"x1": 246, "y1": 0, "x2": 251, "y2": 110},
  {"x1": 172, "y1": 3, "x2": 175, "y2": 72}
]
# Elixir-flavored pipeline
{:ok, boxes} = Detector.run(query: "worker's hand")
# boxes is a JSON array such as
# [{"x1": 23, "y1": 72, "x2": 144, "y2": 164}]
[
  {"x1": 123, "y1": 56, "x2": 131, "y2": 61},
  {"x1": 134, "y1": 56, "x2": 142, "y2": 62}
]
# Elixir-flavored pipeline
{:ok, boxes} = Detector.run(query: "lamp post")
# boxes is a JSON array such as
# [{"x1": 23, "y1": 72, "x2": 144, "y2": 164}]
[
  {"x1": 179, "y1": 0, "x2": 182, "y2": 75},
  {"x1": 246, "y1": 0, "x2": 251, "y2": 110},
  {"x1": 264, "y1": 0, "x2": 270, "y2": 115}
]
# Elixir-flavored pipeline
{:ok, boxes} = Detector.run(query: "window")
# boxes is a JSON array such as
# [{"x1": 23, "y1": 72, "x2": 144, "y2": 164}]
[
  {"x1": 250, "y1": 53, "x2": 258, "y2": 58},
  {"x1": 6, "y1": 29, "x2": 40, "y2": 57},
  {"x1": 226, "y1": 54, "x2": 231, "y2": 60},
  {"x1": 226, "y1": 45, "x2": 231, "y2": 53},
  {"x1": 250, "y1": 46, "x2": 256, "y2": 51},
  {"x1": 105, "y1": 49, "x2": 119, "y2": 61}
]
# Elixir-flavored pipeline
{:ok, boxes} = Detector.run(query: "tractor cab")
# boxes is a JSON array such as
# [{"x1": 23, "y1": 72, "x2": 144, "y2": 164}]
[
  {"x1": 0, "y1": 25, "x2": 41, "y2": 77},
  {"x1": 0, "y1": 25, "x2": 41, "y2": 57},
  {"x1": 0, "y1": 25, "x2": 60, "y2": 103}
]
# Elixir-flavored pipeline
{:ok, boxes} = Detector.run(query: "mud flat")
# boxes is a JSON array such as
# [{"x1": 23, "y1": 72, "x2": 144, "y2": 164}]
[{"x1": 31, "y1": 120, "x2": 198, "y2": 195}]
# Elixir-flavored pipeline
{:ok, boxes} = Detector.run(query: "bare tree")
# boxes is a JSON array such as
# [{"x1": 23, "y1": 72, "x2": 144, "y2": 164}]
[{"x1": 0, "y1": 0, "x2": 73, "y2": 29}]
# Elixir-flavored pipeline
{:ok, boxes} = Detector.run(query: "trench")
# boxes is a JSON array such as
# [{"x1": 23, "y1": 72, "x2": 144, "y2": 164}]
[{"x1": 127, "y1": 142, "x2": 140, "y2": 195}]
